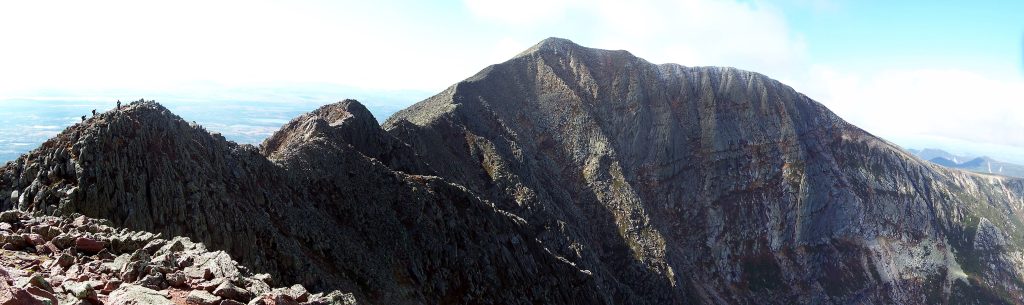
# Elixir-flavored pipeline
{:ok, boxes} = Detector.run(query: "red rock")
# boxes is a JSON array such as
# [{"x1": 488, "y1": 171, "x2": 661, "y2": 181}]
[
  {"x1": 24, "y1": 234, "x2": 45, "y2": 246},
  {"x1": 77, "y1": 273, "x2": 93, "y2": 281},
  {"x1": 24, "y1": 286, "x2": 57, "y2": 304},
  {"x1": 74, "y1": 237, "x2": 106, "y2": 253},
  {"x1": 0, "y1": 288, "x2": 45, "y2": 305},
  {"x1": 42, "y1": 242, "x2": 59, "y2": 255},
  {"x1": 56, "y1": 253, "x2": 74, "y2": 268},
  {"x1": 102, "y1": 279, "x2": 122, "y2": 293},
  {"x1": 0, "y1": 270, "x2": 10, "y2": 291}
]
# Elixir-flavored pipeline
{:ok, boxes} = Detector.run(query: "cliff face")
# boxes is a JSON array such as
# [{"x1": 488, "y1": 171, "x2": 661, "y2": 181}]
[
  {"x1": 384, "y1": 38, "x2": 1024, "y2": 304},
  {"x1": 2, "y1": 37, "x2": 1024, "y2": 305},
  {"x1": 0, "y1": 101, "x2": 607, "y2": 305}
]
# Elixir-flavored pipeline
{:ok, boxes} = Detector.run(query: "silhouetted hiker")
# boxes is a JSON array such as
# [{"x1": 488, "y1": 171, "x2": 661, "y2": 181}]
[
  {"x1": 91, "y1": 109, "x2": 96, "y2": 116},
  {"x1": 80, "y1": 115, "x2": 86, "y2": 122},
  {"x1": 116, "y1": 100, "x2": 121, "y2": 110}
]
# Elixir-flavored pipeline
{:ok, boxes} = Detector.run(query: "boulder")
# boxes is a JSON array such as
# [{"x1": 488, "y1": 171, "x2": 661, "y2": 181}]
[
  {"x1": 185, "y1": 289, "x2": 220, "y2": 305},
  {"x1": 74, "y1": 237, "x2": 105, "y2": 253},
  {"x1": 213, "y1": 281, "x2": 253, "y2": 302},
  {"x1": 107, "y1": 284, "x2": 173, "y2": 305}
]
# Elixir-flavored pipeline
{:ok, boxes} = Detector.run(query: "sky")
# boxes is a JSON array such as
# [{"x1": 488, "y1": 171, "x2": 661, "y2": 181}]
[{"x1": 0, "y1": 0, "x2": 1022, "y2": 162}]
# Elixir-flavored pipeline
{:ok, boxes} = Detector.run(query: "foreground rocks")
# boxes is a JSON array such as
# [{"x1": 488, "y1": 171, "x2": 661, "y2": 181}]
[{"x1": 0, "y1": 210, "x2": 356, "y2": 305}]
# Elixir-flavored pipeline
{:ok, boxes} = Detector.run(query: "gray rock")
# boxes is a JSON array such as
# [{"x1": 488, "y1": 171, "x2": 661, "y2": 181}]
[
  {"x1": 213, "y1": 280, "x2": 253, "y2": 302},
  {"x1": 135, "y1": 273, "x2": 165, "y2": 290},
  {"x1": 61, "y1": 280, "x2": 96, "y2": 300},
  {"x1": 16, "y1": 273, "x2": 53, "y2": 293},
  {"x1": 0, "y1": 210, "x2": 20, "y2": 223},
  {"x1": 282, "y1": 284, "x2": 308, "y2": 302},
  {"x1": 106, "y1": 284, "x2": 173, "y2": 305},
  {"x1": 185, "y1": 289, "x2": 220, "y2": 305},
  {"x1": 308, "y1": 291, "x2": 359, "y2": 305},
  {"x1": 165, "y1": 271, "x2": 186, "y2": 287}
]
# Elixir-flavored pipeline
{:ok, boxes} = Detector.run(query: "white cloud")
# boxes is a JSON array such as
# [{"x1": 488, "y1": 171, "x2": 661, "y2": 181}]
[
  {"x1": 0, "y1": 0, "x2": 499, "y2": 95},
  {"x1": 464, "y1": 0, "x2": 808, "y2": 81},
  {"x1": 806, "y1": 66, "x2": 1024, "y2": 157},
  {"x1": 463, "y1": 0, "x2": 581, "y2": 25}
]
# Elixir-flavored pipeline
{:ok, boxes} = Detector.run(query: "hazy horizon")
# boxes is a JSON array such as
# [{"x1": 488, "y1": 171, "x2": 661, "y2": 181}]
[
  {"x1": 0, "y1": 93, "x2": 428, "y2": 163},
  {"x1": 3, "y1": 91, "x2": 1024, "y2": 166}
]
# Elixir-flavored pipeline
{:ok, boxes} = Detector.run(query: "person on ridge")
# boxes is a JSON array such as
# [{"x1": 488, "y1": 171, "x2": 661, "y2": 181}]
[
  {"x1": 80, "y1": 115, "x2": 86, "y2": 122},
  {"x1": 116, "y1": 100, "x2": 121, "y2": 110}
]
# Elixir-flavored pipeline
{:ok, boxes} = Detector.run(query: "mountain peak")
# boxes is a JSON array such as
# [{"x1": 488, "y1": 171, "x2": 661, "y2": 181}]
[
  {"x1": 307, "y1": 99, "x2": 375, "y2": 127},
  {"x1": 534, "y1": 37, "x2": 580, "y2": 49},
  {"x1": 516, "y1": 37, "x2": 589, "y2": 57},
  {"x1": 261, "y1": 99, "x2": 429, "y2": 174}
]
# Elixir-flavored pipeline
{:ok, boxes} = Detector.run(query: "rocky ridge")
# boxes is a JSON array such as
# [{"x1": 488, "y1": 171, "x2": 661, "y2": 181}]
[{"x1": 0, "y1": 100, "x2": 607, "y2": 304}]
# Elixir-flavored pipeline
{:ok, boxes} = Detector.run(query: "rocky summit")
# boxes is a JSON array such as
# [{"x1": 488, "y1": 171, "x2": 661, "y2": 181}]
[{"x1": 2, "y1": 37, "x2": 1024, "y2": 304}]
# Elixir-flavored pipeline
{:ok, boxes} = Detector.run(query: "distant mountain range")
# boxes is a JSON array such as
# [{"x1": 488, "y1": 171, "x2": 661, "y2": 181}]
[{"x1": 909, "y1": 148, "x2": 1024, "y2": 177}]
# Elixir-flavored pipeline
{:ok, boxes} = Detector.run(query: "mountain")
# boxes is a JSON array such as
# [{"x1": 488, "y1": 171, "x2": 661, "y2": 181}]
[
  {"x1": 912, "y1": 148, "x2": 1024, "y2": 178},
  {"x1": 909, "y1": 148, "x2": 968, "y2": 162},
  {"x1": 930, "y1": 156, "x2": 961, "y2": 167},
  {"x1": 954, "y1": 157, "x2": 1024, "y2": 178},
  {"x1": 1, "y1": 38, "x2": 1024, "y2": 304},
  {"x1": 385, "y1": 38, "x2": 1024, "y2": 304}
]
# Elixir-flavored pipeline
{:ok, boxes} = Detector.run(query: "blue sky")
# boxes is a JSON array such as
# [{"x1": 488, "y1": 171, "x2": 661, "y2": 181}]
[
  {"x1": 0, "y1": 0, "x2": 1021, "y2": 162},
  {"x1": 789, "y1": 1, "x2": 1022, "y2": 77}
]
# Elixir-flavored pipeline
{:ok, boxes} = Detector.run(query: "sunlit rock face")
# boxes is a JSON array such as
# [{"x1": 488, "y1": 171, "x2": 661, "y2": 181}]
[{"x1": 385, "y1": 37, "x2": 1024, "y2": 304}]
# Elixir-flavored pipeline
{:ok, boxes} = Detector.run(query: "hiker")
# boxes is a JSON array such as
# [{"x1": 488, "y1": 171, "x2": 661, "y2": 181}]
[
  {"x1": 91, "y1": 109, "x2": 96, "y2": 116},
  {"x1": 80, "y1": 115, "x2": 86, "y2": 122},
  {"x1": 116, "y1": 100, "x2": 121, "y2": 110}
]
